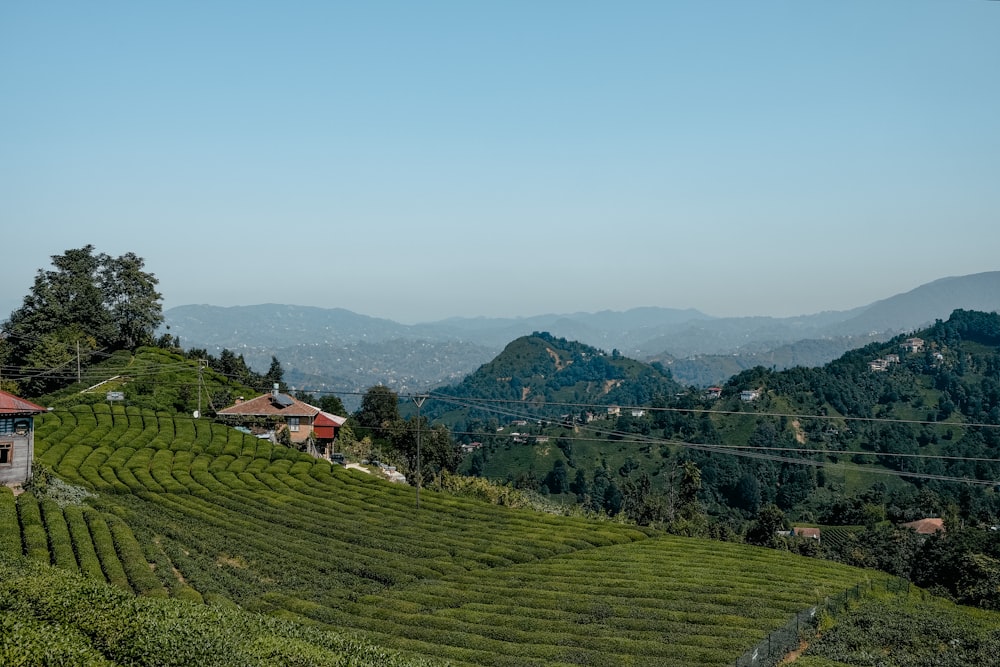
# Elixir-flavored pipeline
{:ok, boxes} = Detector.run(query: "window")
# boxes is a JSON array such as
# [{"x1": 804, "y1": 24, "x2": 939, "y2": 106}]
[
  {"x1": 288, "y1": 417, "x2": 300, "y2": 432},
  {"x1": 0, "y1": 443, "x2": 12, "y2": 466}
]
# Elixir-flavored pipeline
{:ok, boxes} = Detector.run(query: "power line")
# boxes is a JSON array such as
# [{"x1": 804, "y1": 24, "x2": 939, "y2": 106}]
[
  {"x1": 415, "y1": 393, "x2": 1000, "y2": 430},
  {"x1": 425, "y1": 394, "x2": 1000, "y2": 486}
]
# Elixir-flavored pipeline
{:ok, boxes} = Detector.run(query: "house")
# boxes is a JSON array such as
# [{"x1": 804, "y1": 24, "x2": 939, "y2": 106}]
[
  {"x1": 312, "y1": 411, "x2": 347, "y2": 459},
  {"x1": 460, "y1": 442, "x2": 483, "y2": 454},
  {"x1": 868, "y1": 359, "x2": 889, "y2": 372},
  {"x1": 0, "y1": 390, "x2": 47, "y2": 487},
  {"x1": 705, "y1": 387, "x2": 722, "y2": 400},
  {"x1": 885, "y1": 354, "x2": 900, "y2": 364},
  {"x1": 791, "y1": 527, "x2": 821, "y2": 543},
  {"x1": 607, "y1": 405, "x2": 621, "y2": 417},
  {"x1": 630, "y1": 409, "x2": 646, "y2": 418},
  {"x1": 901, "y1": 337, "x2": 925, "y2": 354},
  {"x1": 740, "y1": 389, "x2": 761, "y2": 402},
  {"x1": 902, "y1": 517, "x2": 945, "y2": 535},
  {"x1": 216, "y1": 385, "x2": 346, "y2": 454}
]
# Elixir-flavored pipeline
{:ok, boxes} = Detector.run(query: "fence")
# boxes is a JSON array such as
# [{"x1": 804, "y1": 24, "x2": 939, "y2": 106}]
[{"x1": 733, "y1": 577, "x2": 910, "y2": 667}]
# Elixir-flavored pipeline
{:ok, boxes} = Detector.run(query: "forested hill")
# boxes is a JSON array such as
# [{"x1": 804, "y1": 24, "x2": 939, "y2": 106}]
[
  {"x1": 444, "y1": 312, "x2": 1000, "y2": 549},
  {"x1": 669, "y1": 309, "x2": 1000, "y2": 531},
  {"x1": 722, "y1": 308, "x2": 1000, "y2": 425},
  {"x1": 426, "y1": 332, "x2": 683, "y2": 424}
]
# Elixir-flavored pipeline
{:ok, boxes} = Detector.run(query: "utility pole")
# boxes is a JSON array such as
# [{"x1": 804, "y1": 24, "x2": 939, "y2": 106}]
[
  {"x1": 196, "y1": 360, "x2": 205, "y2": 418},
  {"x1": 413, "y1": 395, "x2": 427, "y2": 509}
]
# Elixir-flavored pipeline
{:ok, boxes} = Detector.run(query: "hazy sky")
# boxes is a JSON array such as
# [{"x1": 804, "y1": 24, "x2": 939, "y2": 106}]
[{"x1": 2, "y1": 2, "x2": 998, "y2": 324}]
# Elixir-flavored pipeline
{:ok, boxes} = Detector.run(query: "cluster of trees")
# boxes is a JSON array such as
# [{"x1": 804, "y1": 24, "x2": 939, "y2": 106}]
[
  {"x1": 751, "y1": 499, "x2": 1000, "y2": 610},
  {"x1": 348, "y1": 385, "x2": 459, "y2": 485},
  {"x1": 1, "y1": 246, "x2": 163, "y2": 396}
]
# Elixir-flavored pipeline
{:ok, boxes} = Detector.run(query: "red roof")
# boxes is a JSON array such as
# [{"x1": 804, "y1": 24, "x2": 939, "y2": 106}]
[
  {"x1": 217, "y1": 392, "x2": 321, "y2": 418},
  {"x1": 314, "y1": 411, "x2": 347, "y2": 428},
  {"x1": 792, "y1": 527, "x2": 821, "y2": 540},
  {"x1": 902, "y1": 518, "x2": 945, "y2": 535},
  {"x1": 0, "y1": 389, "x2": 46, "y2": 415}
]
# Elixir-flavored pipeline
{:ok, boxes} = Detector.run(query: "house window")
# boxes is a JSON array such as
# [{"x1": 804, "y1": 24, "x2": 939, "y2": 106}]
[
  {"x1": 0, "y1": 443, "x2": 12, "y2": 466},
  {"x1": 288, "y1": 417, "x2": 300, "y2": 432}
]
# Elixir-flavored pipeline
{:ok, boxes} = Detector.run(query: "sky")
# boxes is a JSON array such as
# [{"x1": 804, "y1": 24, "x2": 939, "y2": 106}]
[{"x1": 2, "y1": 1, "x2": 998, "y2": 324}]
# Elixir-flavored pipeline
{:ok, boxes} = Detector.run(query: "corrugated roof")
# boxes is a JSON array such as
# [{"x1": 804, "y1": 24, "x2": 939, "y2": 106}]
[
  {"x1": 217, "y1": 393, "x2": 320, "y2": 418},
  {"x1": 0, "y1": 389, "x2": 46, "y2": 415},
  {"x1": 315, "y1": 411, "x2": 347, "y2": 428}
]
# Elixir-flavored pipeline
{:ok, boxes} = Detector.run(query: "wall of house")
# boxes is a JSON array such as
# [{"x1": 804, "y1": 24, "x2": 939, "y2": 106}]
[
  {"x1": 286, "y1": 417, "x2": 314, "y2": 444},
  {"x1": 0, "y1": 416, "x2": 34, "y2": 487}
]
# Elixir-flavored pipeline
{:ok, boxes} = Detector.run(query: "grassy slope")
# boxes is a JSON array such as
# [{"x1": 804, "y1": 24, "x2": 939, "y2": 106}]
[{"x1": 14, "y1": 399, "x2": 891, "y2": 667}]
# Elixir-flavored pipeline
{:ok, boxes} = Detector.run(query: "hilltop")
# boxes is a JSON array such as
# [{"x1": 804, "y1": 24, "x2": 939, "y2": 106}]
[{"x1": 427, "y1": 332, "x2": 682, "y2": 424}]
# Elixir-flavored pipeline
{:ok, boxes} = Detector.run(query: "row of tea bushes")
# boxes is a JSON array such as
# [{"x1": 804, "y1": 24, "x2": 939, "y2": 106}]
[{"x1": 0, "y1": 555, "x2": 441, "y2": 667}]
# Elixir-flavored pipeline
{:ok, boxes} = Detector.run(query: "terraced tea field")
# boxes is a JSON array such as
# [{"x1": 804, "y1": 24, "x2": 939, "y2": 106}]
[{"x1": 8, "y1": 401, "x2": 897, "y2": 665}]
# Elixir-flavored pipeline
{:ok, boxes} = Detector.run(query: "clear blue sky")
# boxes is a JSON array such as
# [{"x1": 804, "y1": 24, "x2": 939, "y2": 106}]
[{"x1": 2, "y1": 2, "x2": 998, "y2": 323}]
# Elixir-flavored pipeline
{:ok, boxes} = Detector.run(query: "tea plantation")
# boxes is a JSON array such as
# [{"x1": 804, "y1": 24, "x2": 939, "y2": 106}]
[{"x1": 3, "y1": 402, "x2": 924, "y2": 665}]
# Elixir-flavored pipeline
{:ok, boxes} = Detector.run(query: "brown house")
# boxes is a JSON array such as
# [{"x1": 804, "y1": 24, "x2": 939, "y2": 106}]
[
  {"x1": 0, "y1": 389, "x2": 47, "y2": 487},
  {"x1": 216, "y1": 385, "x2": 345, "y2": 454}
]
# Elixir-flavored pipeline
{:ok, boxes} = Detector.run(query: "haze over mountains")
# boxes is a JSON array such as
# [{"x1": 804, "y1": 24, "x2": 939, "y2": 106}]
[{"x1": 163, "y1": 272, "x2": 1000, "y2": 402}]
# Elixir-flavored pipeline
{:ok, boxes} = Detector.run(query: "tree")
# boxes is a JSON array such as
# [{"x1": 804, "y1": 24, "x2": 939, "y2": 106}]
[
  {"x1": 673, "y1": 461, "x2": 708, "y2": 535},
  {"x1": 733, "y1": 475, "x2": 762, "y2": 514},
  {"x1": 3, "y1": 246, "x2": 163, "y2": 395},
  {"x1": 355, "y1": 386, "x2": 400, "y2": 432},
  {"x1": 571, "y1": 469, "x2": 590, "y2": 503},
  {"x1": 544, "y1": 459, "x2": 570, "y2": 495},
  {"x1": 263, "y1": 356, "x2": 285, "y2": 391},
  {"x1": 317, "y1": 394, "x2": 347, "y2": 416},
  {"x1": 746, "y1": 504, "x2": 788, "y2": 548},
  {"x1": 99, "y1": 252, "x2": 163, "y2": 349},
  {"x1": 4, "y1": 247, "x2": 110, "y2": 365}
]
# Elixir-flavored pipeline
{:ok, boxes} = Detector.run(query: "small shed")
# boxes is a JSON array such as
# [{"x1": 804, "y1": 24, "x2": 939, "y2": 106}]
[{"x1": 0, "y1": 389, "x2": 47, "y2": 487}]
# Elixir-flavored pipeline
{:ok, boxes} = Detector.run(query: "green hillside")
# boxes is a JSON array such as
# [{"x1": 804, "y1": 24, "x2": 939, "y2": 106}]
[
  {"x1": 429, "y1": 332, "x2": 682, "y2": 424},
  {"x1": 5, "y1": 385, "x2": 902, "y2": 665},
  {"x1": 442, "y1": 312, "x2": 1000, "y2": 529}
]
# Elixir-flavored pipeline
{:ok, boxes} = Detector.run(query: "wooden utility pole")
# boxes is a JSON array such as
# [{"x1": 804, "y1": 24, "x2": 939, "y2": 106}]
[{"x1": 413, "y1": 395, "x2": 427, "y2": 509}]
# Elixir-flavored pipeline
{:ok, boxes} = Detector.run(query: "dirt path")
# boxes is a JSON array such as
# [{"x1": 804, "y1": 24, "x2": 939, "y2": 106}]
[{"x1": 778, "y1": 640, "x2": 810, "y2": 664}]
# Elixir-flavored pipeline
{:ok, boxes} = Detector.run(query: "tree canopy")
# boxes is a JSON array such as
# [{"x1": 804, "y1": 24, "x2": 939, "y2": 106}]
[{"x1": 2, "y1": 246, "x2": 163, "y2": 395}]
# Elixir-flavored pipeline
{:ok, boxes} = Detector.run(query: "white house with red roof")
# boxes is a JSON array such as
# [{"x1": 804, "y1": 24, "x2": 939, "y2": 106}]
[{"x1": 0, "y1": 389, "x2": 47, "y2": 487}]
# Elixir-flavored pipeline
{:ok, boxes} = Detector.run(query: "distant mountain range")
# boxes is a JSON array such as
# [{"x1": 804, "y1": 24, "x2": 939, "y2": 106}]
[{"x1": 163, "y1": 271, "x2": 1000, "y2": 402}]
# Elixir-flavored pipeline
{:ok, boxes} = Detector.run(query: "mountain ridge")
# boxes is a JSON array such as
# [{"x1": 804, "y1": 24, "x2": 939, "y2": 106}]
[{"x1": 162, "y1": 271, "x2": 1000, "y2": 394}]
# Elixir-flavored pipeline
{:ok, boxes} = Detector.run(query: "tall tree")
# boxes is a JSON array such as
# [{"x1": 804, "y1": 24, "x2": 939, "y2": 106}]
[
  {"x1": 99, "y1": 251, "x2": 163, "y2": 349},
  {"x1": 3, "y1": 246, "x2": 164, "y2": 395},
  {"x1": 317, "y1": 393, "x2": 347, "y2": 416},
  {"x1": 355, "y1": 385, "x2": 400, "y2": 431},
  {"x1": 263, "y1": 356, "x2": 286, "y2": 391},
  {"x1": 4, "y1": 246, "x2": 110, "y2": 362}
]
